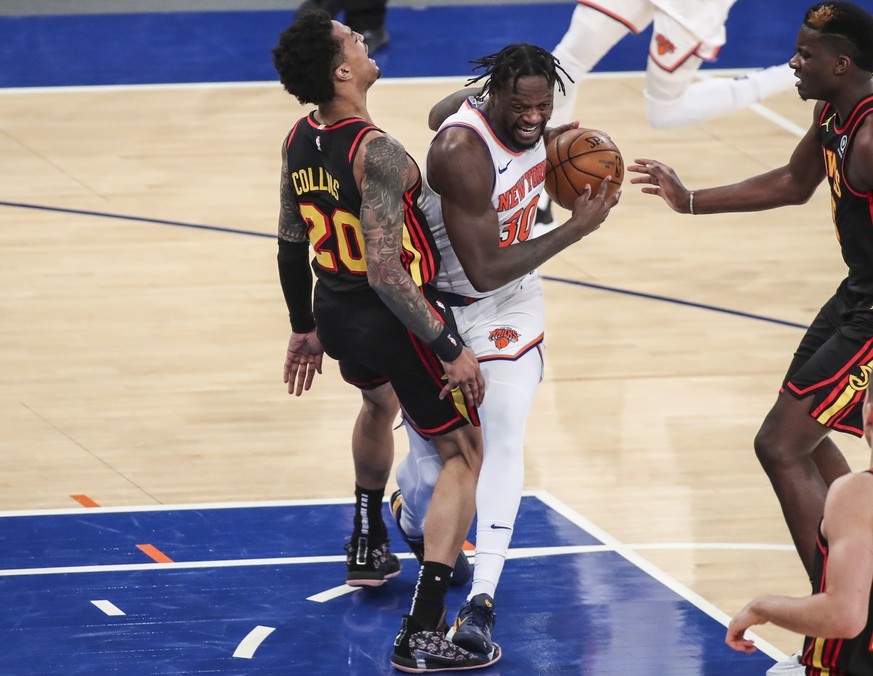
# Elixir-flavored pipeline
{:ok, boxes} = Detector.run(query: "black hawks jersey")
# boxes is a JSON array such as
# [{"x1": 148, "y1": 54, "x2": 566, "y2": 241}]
[
  {"x1": 818, "y1": 96, "x2": 873, "y2": 296},
  {"x1": 801, "y1": 471, "x2": 873, "y2": 675},
  {"x1": 282, "y1": 113, "x2": 438, "y2": 294}
]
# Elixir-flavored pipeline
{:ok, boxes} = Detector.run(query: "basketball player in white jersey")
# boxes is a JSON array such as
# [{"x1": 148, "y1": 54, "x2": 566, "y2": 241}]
[
  {"x1": 537, "y1": 0, "x2": 797, "y2": 225},
  {"x1": 391, "y1": 43, "x2": 621, "y2": 660},
  {"x1": 553, "y1": 0, "x2": 796, "y2": 131}
]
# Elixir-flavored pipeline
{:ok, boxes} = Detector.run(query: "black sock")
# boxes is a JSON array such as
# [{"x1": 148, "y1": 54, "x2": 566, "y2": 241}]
[
  {"x1": 410, "y1": 561, "x2": 453, "y2": 630},
  {"x1": 353, "y1": 484, "x2": 387, "y2": 542}
]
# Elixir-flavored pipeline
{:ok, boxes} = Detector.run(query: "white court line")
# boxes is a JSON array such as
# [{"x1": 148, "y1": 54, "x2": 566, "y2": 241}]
[
  {"x1": 90, "y1": 599, "x2": 125, "y2": 616},
  {"x1": 232, "y1": 625, "x2": 275, "y2": 659},
  {"x1": 0, "y1": 540, "x2": 793, "y2": 577},
  {"x1": 0, "y1": 496, "x2": 359, "y2": 519},
  {"x1": 0, "y1": 67, "x2": 776, "y2": 95},
  {"x1": 748, "y1": 102, "x2": 808, "y2": 137},
  {"x1": 531, "y1": 490, "x2": 789, "y2": 663},
  {"x1": 307, "y1": 584, "x2": 360, "y2": 603},
  {"x1": 0, "y1": 490, "x2": 794, "y2": 663}
]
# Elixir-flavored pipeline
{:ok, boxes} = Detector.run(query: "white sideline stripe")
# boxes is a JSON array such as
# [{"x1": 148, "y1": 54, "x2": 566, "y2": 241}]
[
  {"x1": 0, "y1": 67, "x2": 764, "y2": 95},
  {"x1": 90, "y1": 599, "x2": 125, "y2": 616},
  {"x1": 748, "y1": 102, "x2": 807, "y2": 138},
  {"x1": 0, "y1": 497, "x2": 360, "y2": 518},
  {"x1": 0, "y1": 540, "x2": 794, "y2": 577},
  {"x1": 232, "y1": 625, "x2": 275, "y2": 659},
  {"x1": 530, "y1": 490, "x2": 789, "y2": 663},
  {"x1": 0, "y1": 555, "x2": 343, "y2": 577},
  {"x1": 307, "y1": 585, "x2": 360, "y2": 603},
  {"x1": 631, "y1": 542, "x2": 796, "y2": 552}
]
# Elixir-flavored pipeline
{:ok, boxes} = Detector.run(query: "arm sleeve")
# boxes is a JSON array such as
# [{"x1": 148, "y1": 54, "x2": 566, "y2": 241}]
[{"x1": 277, "y1": 238, "x2": 316, "y2": 334}]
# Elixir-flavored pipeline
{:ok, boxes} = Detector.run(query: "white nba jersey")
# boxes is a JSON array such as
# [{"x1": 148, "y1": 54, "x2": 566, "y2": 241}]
[{"x1": 421, "y1": 95, "x2": 548, "y2": 298}]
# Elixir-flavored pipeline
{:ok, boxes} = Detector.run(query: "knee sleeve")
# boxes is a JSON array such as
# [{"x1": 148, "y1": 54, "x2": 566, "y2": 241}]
[
  {"x1": 474, "y1": 353, "x2": 542, "y2": 532},
  {"x1": 396, "y1": 421, "x2": 442, "y2": 539}
]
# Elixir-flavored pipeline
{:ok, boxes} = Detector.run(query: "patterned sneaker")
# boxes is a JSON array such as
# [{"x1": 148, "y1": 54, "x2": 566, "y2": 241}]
[
  {"x1": 448, "y1": 594, "x2": 496, "y2": 655},
  {"x1": 344, "y1": 535, "x2": 401, "y2": 587},
  {"x1": 390, "y1": 489, "x2": 472, "y2": 587},
  {"x1": 391, "y1": 614, "x2": 501, "y2": 673}
]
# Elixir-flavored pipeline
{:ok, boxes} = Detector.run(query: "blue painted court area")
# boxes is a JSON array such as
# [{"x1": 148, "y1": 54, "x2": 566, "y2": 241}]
[
  {"x1": 0, "y1": 0, "x2": 800, "y2": 88},
  {"x1": 0, "y1": 494, "x2": 778, "y2": 674}
]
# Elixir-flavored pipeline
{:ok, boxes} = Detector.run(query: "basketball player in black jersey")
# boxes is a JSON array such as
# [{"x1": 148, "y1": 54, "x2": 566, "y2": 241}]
[
  {"x1": 726, "y1": 376, "x2": 873, "y2": 675},
  {"x1": 271, "y1": 11, "x2": 500, "y2": 673},
  {"x1": 629, "y1": 1, "x2": 873, "y2": 581}
]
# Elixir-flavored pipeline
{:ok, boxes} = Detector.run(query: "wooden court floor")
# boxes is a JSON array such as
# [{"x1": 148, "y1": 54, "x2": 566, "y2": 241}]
[{"x1": 2, "y1": 73, "x2": 870, "y2": 659}]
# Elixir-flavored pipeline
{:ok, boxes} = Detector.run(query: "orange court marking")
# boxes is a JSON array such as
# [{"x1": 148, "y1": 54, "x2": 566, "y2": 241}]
[
  {"x1": 136, "y1": 544, "x2": 174, "y2": 563},
  {"x1": 71, "y1": 494, "x2": 100, "y2": 508}
]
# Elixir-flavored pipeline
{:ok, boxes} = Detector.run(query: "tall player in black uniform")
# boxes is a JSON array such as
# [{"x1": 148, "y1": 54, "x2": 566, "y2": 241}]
[
  {"x1": 629, "y1": 1, "x2": 873, "y2": 579},
  {"x1": 726, "y1": 377, "x2": 873, "y2": 675},
  {"x1": 271, "y1": 11, "x2": 500, "y2": 673}
]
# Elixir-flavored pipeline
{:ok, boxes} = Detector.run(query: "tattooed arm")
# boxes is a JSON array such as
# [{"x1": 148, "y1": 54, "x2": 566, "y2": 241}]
[
  {"x1": 277, "y1": 139, "x2": 323, "y2": 396},
  {"x1": 357, "y1": 133, "x2": 444, "y2": 344},
  {"x1": 357, "y1": 132, "x2": 484, "y2": 404}
]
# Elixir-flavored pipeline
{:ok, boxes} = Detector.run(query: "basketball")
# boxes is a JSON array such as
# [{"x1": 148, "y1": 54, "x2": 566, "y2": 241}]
[{"x1": 544, "y1": 127, "x2": 624, "y2": 209}]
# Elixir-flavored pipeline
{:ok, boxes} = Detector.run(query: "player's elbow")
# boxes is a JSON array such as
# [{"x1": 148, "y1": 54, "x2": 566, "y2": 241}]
[
  {"x1": 839, "y1": 604, "x2": 869, "y2": 638},
  {"x1": 466, "y1": 270, "x2": 503, "y2": 293},
  {"x1": 822, "y1": 598, "x2": 869, "y2": 638},
  {"x1": 781, "y1": 183, "x2": 817, "y2": 206}
]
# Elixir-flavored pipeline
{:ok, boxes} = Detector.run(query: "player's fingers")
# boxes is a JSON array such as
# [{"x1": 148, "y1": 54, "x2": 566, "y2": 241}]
[
  {"x1": 629, "y1": 175, "x2": 653, "y2": 185},
  {"x1": 303, "y1": 365, "x2": 315, "y2": 392}
]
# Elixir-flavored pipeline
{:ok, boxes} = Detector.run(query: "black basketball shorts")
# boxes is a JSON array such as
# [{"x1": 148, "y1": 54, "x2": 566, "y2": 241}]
[
  {"x1": 313, "y1": 282, "x2": 478, "y2": 436},
  {"x1": 782, "y1": 280, "x2": 873, "y2": 437}
]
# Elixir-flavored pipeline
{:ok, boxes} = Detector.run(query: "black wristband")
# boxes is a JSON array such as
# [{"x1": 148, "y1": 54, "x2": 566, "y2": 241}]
[{"x1": 429, "y1": 325, "x2": 463, "y2": 362}]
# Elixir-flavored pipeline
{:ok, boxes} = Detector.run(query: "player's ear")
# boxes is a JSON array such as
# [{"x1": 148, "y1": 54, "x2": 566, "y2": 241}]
[{"x1": 335, "y1": 61, "x2": 352, "y2": 82}]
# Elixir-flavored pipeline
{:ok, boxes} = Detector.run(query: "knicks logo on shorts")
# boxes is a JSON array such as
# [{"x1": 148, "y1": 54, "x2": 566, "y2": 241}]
[
  {"x1": 849, "y1": 363, "x2": 873, "y2": 391},
  {"x1": 489, "y1": 327, "x2": 519, "y2": 350},
  {"x1": 654, "y1": 33, "x2": 675, "y2": 56}
]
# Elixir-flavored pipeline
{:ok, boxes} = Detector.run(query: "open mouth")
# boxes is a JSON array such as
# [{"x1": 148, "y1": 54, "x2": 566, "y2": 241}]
[{"x1": 516, "y1": 123, "x2": 540, "y2": 140}]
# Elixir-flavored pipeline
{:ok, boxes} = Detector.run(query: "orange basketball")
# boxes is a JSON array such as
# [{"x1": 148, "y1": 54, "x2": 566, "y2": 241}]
[{"x1": 544, "y1": 127, "x2": 624, "y2": 209}]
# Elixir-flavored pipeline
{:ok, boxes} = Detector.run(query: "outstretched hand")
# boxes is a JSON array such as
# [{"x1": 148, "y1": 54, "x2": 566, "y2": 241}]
[
  {"x1": 628, "y1": 158, "x2": 691, "y2": 214},
  {"x1": 283, "y1": 330, "x2": 324, "y2": 396}
]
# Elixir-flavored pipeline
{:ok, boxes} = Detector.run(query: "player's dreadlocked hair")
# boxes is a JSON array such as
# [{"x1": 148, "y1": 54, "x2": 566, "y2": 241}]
[
  {"x1": 465, "y1": 43, "x2": 571, "y2": 97},
  {"x1": 804, "y1": 2, "x2": 873, "y2": 72},
  {"x1": 272, "y1": 10, "x2": 343, "y2": 105}
]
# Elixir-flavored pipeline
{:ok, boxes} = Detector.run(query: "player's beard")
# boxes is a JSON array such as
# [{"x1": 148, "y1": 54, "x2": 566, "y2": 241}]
[{"x1": 512, "y1": 122, "x2": 544, "y2": 149}]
